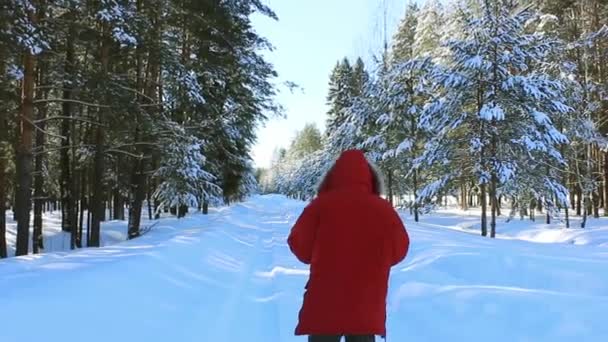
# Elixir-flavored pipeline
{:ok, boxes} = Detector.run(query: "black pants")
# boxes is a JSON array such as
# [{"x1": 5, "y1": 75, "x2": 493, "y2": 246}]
[{"x1": 308, "y1": 336, "x2": 375, "y2": 342}]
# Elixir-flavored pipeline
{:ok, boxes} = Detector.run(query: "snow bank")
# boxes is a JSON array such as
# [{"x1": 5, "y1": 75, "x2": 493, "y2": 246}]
[{"x1": 406, "y1": 207, "x2": 608, "y2": 247}]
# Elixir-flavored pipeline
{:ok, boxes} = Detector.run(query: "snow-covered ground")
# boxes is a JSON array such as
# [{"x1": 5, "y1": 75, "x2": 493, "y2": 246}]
[
  {"x1": 1, "y1": 195, "x2": 607, "y2": 342},
  {"x1": 4, "y1": 208, "x2": 160, "y2": 257},
  {"x1": 406, "y1": 207, "x2": 608, "y2": 247}
]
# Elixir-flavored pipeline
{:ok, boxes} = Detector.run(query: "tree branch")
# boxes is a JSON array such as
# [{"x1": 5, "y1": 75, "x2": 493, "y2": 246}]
[{"x1": 33, "y1": 98, "x2": 111, "y2": 108}]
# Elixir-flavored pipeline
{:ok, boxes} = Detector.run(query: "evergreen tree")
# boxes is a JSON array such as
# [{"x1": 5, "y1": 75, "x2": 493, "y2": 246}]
[
  {"x1": 413, "y1": 0, "x2": 444, "y2": 59},
  {"x1": 416, "y1": 1, "x2": 574, "y2": 237},
  {"x1": 351, "y1": 57, "x2": 369, "y2": 97},
  {"x1": 326, "y1": 58, "x2": 354, "y2": 132},
  {"x1": 0, "y1": 0, "x2": 279, "y2": 256},
  {"x1": 392, "y1": 2, "x2": 419, "y2": 63},
  {"x1": 289, "y1": 123, "x2": 323, "y2": 159}
]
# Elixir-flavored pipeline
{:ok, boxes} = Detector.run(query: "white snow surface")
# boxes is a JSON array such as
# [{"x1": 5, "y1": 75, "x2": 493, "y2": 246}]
[
  {"x1": 4, "y1": 209, "x2": 136, "y2": 257},
  {"x1": 1, "y1": 195, "x2": 608, "y2": 342}
]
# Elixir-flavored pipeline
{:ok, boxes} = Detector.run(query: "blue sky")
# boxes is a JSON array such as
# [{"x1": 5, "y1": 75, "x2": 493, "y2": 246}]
[{"x1": 251, "y1": 0, "x2": 408, "y2": 168}]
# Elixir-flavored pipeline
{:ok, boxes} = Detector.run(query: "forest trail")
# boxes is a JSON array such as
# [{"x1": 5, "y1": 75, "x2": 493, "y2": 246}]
[{"x1": 1, "y1": 195, "x2": 607, "y2": 342}]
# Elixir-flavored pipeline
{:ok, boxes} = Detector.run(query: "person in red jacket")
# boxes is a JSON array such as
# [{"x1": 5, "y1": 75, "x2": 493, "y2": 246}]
[{"x1": 288, "y1": 149, "x2": 410, "y2": 342}]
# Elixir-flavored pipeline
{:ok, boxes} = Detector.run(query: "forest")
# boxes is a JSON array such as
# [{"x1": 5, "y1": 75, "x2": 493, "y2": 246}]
[
  {"x1": 0, "y1": 0, "x2": 279, "y2": 257},
  {"x1": 261, "y1": 0, "x2": 608, "y2": 237}
]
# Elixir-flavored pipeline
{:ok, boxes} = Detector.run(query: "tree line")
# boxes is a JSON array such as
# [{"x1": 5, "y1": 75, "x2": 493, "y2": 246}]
[
  {"x1": 263, "y1": 0, "x2": 608, "y2": 236},
  {"x1": 0, "y1": 0, "x2": 280, "y2": 258}
]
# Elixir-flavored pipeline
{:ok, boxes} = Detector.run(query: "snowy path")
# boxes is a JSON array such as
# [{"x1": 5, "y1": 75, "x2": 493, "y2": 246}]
[{"x1": 1, "y1": 195, "x2": 608, "y2": 342}]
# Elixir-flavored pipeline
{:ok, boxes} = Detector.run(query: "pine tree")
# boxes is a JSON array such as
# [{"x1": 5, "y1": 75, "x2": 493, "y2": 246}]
[
  {"x1": 392, "y1": 2, "x2": 419, "y2": 63},
  {"x1": 351, "y1": 58, "x2": 369, "y2": 97},
  {"x1": 289, "y1": 123, "x2": 323, "y2": 160},
  {"x1": 417, "y1": 1, "x2": 573, "y2": 237},
  {"x1": 326, "y1": 58, "x2": 354, "y2": 132},
  {"x1": 413, "y1": 0, "x2": 444, "y2": 59},
  {"x1": 363, "y1": 58, "x2": 435, "y2": 220},
  {"x1": 0, "y1": 0, "x2": 280, "y2": 256}
]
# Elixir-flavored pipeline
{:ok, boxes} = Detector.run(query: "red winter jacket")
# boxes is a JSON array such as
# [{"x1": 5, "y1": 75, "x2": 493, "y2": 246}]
[{"x1": 288, "y1": 149, "x2": 410, "y2": 336}]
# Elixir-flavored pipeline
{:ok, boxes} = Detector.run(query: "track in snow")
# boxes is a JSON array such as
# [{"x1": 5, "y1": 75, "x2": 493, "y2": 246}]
[{"x1": 1, "y1": 195, "x2": 607, "y2": 342}]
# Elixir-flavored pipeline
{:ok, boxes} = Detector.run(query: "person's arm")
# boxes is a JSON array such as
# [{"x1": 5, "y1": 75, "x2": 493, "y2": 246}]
[
  {"x1": 287, "y1": 199, "x2": 321, "y2": 264},
  {"x1": 387, "y1": 206, "x2": 409, "y2": 266}
]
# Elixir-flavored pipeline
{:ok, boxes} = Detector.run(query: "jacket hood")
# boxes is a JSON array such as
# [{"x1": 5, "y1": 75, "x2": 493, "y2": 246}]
[{"x1": 318, "y1": 149, "x2": 383, "y2": 195}]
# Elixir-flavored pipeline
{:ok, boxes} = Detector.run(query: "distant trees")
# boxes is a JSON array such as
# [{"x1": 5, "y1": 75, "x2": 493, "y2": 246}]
[
  {"x1": 0, "y1": 0, "x2": 279, "y2": 257},
  {"x1": 270, "y1": 0, "x2": 608, "y2": 235}
]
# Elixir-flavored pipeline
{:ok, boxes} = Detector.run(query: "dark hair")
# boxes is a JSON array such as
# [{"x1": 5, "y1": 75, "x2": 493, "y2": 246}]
[{"x1": 369, "y1": 163, "x2": 384, "y2": 196}]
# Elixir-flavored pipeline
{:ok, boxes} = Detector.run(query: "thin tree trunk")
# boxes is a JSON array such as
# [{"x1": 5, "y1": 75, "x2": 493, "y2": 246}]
[
  {"x1": 33, "y1": 61, "x2": 48, "y2": 253},
  {"x1": 582, "y1": 196, "x2": 589, "y2": 228},
  {"x1": 89, "y1": 23, "x2": 111, "y2": 247},
  {"x1": 12, "y1": 190, "x2": 18, "y2": 222},
  {"x1": 593, "y1": 191, "x2": 600, "y2": 218},
  {"x1": 112, "y1": 156, "x2": 124, "y2": 220},
  {"x1": 107, "y1": 191, "x2": 112, "y2": 221},
  {"x1": 564, "y1": 203, "x2": 570, "y2": 228},
  {"x1": 113, "y1": 188, "x2": 124, "y2": 220},
  {"x1": 0, "y1": 51, "x2": 8, "y2": 258},
  {"x1": 89, "y1": 124, "x2": 104, "y2": 247},
  {"x1": 413, "y1": 169, "x2": 419, "y2": 222},
  {"x1": 61, "y1": 20, "x2": 76, "y2": 234},
  {"x1": 15, "y1": 7, "x2": 38, "y2": 255},
  {"x1": 490, "y1": 173, "x2": 497, "y2": 238},
  {"x1": 78, "y1": 170, "x2": 86, "y2": 248},
  {"x1": 127, "y1": 156, "x2": 146, "y2": 239},
  {"x1": 576, "y1": 185, "x2": 582, "y2": 216},
  {"x1": 499, "y1": 196, "x2": 503, "y2": 216},
  {"x1": 480, "y1": 183, "x2": 488, "y2": 237},
  {"x1": 460, "y1": 182, "x2": 468, "y2": 211},
  {"x1": 147, "y1": 181, "x2": 153, "y2": 221},
  {"x1": 387, "y1": 168, "x2": 393, "y2": 205},
  {"x1": 0, "y1": 147, "x2": 6, "y2": 257},
  {"x1": 530, "y1": 199, "x2": 536, "y2": 222}
]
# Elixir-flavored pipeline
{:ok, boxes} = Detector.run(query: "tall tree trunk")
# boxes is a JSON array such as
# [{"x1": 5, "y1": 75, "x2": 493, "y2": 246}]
[
  {"x1": 15, "y1": 7, "x2": 38, "y2": 255},
  {"x1": 61, "y1": 20, "x2": 76, "y2": 234},
  {"x1": 127, "y1": 2, "x2": 148, "y2": 239},
  {"x1": 0, "y1": 50, "x2": 8, "y2": 258},
  {"x1": 33, "y1": 61, "x2": 48, "y2": 253},
  {"x1": 89, "y1": 125, "x2": 104, "y2": 247},
  {"x1": 89, "y1": 22, "x2": 112, "y2": 247},
  {"x1": 69, "y1": 119, "x2": 81, "y2": 249},
  {"x1": 0, "y1": 125, "x2": 6, "y2": 258}
]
